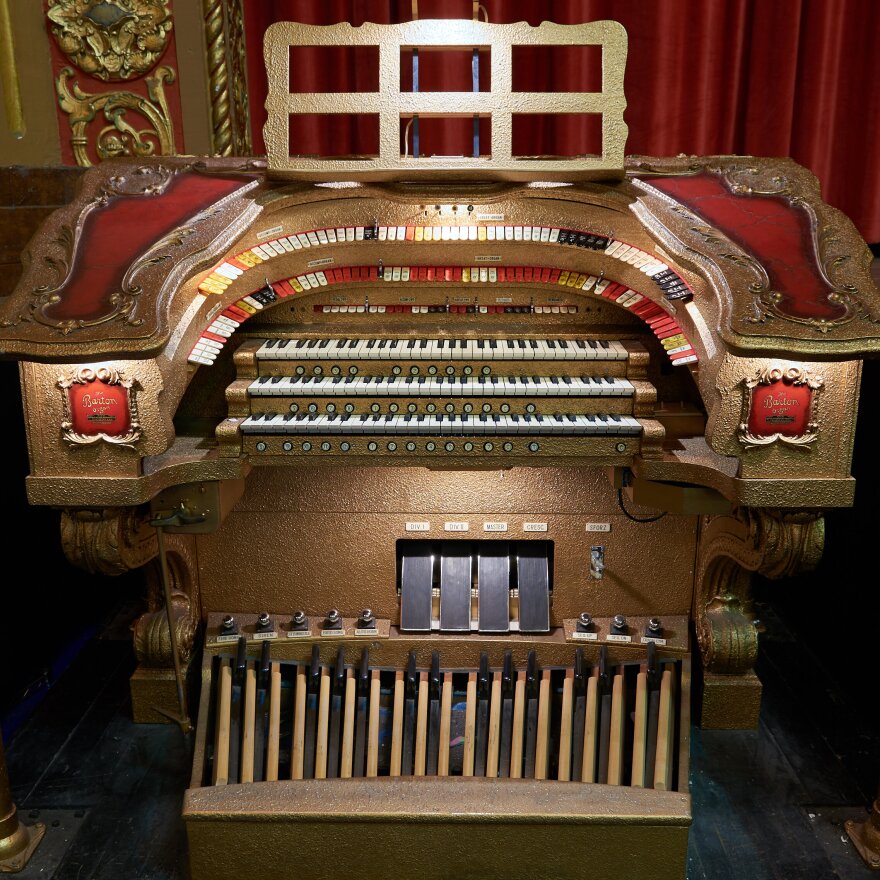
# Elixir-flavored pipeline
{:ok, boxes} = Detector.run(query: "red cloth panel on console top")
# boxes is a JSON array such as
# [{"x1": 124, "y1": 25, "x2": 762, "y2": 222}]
[
  {"x1": 649, "y1": 173, "x2": 845, "y2": 322},
  {"x1": 45, "y1": 174, "x2": 247, "y2": 323}
]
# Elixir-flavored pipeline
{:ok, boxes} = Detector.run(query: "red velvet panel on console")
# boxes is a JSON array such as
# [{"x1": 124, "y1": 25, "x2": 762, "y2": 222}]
[
  {"x1": 649, "y1": 173, "x2": 844, "y2": 323},
  {"x1": 45, "y1": 174, "x2": 248, "y2": 323}
]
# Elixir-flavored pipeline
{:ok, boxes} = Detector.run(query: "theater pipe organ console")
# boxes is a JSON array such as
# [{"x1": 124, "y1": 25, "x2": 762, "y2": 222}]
[{"x1": 3, "y1": 18, "x2": 878, "y2": 880}]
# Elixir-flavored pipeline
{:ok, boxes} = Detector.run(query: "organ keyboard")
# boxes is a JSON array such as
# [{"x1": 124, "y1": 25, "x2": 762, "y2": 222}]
[
  {"x1": 3, "y1": 18, "x2": 878, "y2": 880},
  {"x1": 255, "y1": 337, "x2": 631, "y2": 361}
]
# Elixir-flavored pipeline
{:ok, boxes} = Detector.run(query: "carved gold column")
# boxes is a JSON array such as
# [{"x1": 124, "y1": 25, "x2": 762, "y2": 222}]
[
  {"x1": 61, "y1": 508, "x2": 200, "y2": 724},
  {"x1": 202, "y1": 0, "x2": 251, "y2": 156},
  {"x1": 0, "y1": 732, "x2": 44, "y2": 872},
  {"x1": 695, "y1": 508, "x2": 824, "y2": 728}
]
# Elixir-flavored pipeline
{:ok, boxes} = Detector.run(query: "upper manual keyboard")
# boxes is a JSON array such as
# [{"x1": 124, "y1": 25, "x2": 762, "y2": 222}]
[{"x1": 256, "y1": 338, "x2": 629, "y2": 361}]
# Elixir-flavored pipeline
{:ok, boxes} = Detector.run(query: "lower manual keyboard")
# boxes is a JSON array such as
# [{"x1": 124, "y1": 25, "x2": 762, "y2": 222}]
[{"x1": 240, "y1": 413, "x2": 642, "y2": 436}]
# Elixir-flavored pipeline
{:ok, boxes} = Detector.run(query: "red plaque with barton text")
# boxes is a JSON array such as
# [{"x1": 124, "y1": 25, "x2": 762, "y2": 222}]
[
  {"x1": 739, "y1": 366, "x2": 822, "y2": 451},
  {"x1": 59, "y1": 366, "x2": 141, "y2": 448},
  {"x1": 747, "y1": 379, "x2": 813, "y2": 437}
]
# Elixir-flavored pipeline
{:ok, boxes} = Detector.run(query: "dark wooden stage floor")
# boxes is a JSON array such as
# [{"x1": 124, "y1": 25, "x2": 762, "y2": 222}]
[{"x1": 5, "y1": 589, "x2": 879, "y2": 880}]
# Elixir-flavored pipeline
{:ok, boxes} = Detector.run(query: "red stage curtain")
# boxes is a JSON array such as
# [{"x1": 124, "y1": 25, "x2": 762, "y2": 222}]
[{"x1": 244, "y1": 0, "x2": 880, "y2": 243}]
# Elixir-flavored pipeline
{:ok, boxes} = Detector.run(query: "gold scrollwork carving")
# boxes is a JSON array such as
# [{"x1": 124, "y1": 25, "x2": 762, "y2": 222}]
[
  {"x1": 47, "y1": 0, "x2": 172, "y2": 81},
  {"x1": 203, "y1": 0, "x2": 251, "y2": 156},
  {"x1": 134, "y1": 533, "x2": 199, "y2": 667},
  {"x1": 60, "y1": 506, "x2": 158, "y2": 575},
  {"x1": 737, "y1": 365, "x2": 824, "y2": 451},
  {"x1": 695, "y1": 508, "x2": 824, "y2": 675},
  {"x1": 56, "y1": 65, "x2": 176, "y2": 167}
]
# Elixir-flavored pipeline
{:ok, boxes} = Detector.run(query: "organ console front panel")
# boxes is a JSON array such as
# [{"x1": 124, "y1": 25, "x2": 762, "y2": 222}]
[{"x1": 3, "y1": 18, "x2": 878, "y2": 880}]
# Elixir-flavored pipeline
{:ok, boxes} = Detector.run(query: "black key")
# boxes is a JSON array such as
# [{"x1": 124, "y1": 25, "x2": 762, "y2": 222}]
[
  {"x1": 401, "y1": 652, "x2": 418, "y2": 776},
  {"x1": 253, "y1": 640, "x2": 271, "y2": 782},
  {"x1": 597, "y1": 646, "x2": 612, "y2": 784},
  {"x1": 645, "y1": 641, "x2": 661, "y2": 788},
  {"x1": 327, "y1": 647, "x2": 346, "y2": 779},
  {"x1": 571, "y1": 649, "x2": 587, "y2": 781},
  {"x1": 426, "y1": 651, "x2": 441, "y2": 775},
  {"x1": 474, "y1": 652, "x2": 490, "y2": 776},
  {"x1": 353, "y1": 649, "x2": 370, "y2": 777},
  {"x1": 498, "y1": 652, "x2": 514, "y2": 778},
  {"x1": 228, "y1": 636, "x2": 248, "y2": 784},
  {"x1": 304, "y1": 645, "x2": 320, "y2": 778},
  {"x1": 524, "y1": 650, "x2": 539, "y2": 778}
]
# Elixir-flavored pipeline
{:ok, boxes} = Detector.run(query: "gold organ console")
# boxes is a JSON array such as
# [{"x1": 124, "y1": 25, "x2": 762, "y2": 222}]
[{"x1": 2, "y1": 18, "x2": 878, "y2": 880}]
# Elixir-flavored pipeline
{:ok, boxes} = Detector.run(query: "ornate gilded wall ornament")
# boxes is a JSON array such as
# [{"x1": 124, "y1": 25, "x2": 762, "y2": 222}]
[
  {"x1": 58, "y1": 365, "x2": 142, "y2": 447},
  {"x1": 56, "y1": 65, "x2": 176, "y2": 166},
  {"x1": 47, "y1": 0, "x2": 173, "y2": 81},
  {"x1": 738, "y1": 365, "x2": 823, "y2": 451}
]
